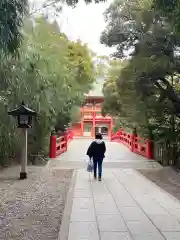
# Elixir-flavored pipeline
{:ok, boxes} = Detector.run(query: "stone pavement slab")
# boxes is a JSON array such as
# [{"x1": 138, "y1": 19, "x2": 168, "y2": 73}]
[
  {"x1": 100, "y1": 232, "x2": 132, "y2": 240},
  {"x1": 68, "y1": 221, "x2": 99, "y2": 240},
  {"x1": 67, "y1": 168, "x2": 180, "y2": 240}
]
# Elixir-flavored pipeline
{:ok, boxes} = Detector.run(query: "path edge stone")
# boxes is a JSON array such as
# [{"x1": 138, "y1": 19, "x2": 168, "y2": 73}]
[{"x1": 58, "y1": 169, "x2": 77, "y2": 240}]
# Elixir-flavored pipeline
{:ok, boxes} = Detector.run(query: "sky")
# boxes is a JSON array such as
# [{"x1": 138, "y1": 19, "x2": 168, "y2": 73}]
[{"x1": 29, "y1": 0, "x2": 114, "y2": 56}]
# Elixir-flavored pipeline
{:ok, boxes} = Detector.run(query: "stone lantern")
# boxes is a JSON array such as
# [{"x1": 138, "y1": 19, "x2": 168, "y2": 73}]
[{"x1": 8, "y1": 101, "x2": 37, "y2": 179}]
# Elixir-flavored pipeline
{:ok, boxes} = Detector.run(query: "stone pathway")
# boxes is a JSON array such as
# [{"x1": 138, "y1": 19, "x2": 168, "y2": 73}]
[
  {"x1": 68, "y1": 169, "x2": 180, "y2": 240},
  {"x1": 52, "y1": 139, "x2": 180, "y2": 239}
]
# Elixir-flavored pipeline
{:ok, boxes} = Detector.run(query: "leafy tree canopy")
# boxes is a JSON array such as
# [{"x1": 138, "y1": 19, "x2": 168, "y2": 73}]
[
  {"x1": 0, "y1": 0, "x2": 28, "y2": 55},
  {"x1": 153, "y1": 0, "x2": 180, "y2": 33},
  {"x1": 0, "y1": 0, "x2": 105, "y2": 56}
]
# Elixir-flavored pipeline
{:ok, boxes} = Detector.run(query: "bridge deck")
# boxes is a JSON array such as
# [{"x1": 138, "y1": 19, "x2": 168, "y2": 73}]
[{"x1": 50, "y1": 139, "x2": 161, "y2": 169}]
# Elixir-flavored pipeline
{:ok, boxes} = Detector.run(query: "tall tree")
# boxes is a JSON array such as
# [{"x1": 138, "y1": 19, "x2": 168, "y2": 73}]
[
  {"x1": 101, "y1": 0, "x2": 180, "y2": 140},
  {"x1": 0, "y1": 17, "x2": 96, "y2": 164}
]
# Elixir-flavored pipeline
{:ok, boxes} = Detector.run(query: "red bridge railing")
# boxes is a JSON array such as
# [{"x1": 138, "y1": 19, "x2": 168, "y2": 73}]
[
  {"x1": 66, "y1": 129, "x2": 73, "y2": 145},
  {"x1": 111, "y1": 130, "x2": 153, "y2": 159},
  {"x1": 49, "y1": 129, "x2": 73, "y2": 158}
]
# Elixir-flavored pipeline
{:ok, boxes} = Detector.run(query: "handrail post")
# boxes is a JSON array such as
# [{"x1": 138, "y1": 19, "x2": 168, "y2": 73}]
[
  {"x1": 147, "y1": 139, "x2": 153, "y2": 159},
  {"x1": 64, "y1": 132, "x2": 68, "y2": 151},
  {"x1": 49, "y1": 130, "x2": 57, "y2": 158},
  {"x1": 131, "y1": 127, "x2": 137, "y2": 152}
]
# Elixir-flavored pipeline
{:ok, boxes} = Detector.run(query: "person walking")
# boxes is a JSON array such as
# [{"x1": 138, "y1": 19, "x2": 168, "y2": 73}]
[{"x1": 87, "y1": 133, "x2": 106, "y2": 181}]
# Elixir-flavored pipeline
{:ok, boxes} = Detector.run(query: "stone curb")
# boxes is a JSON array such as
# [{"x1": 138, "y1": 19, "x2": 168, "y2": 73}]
[{"x1": 58, "y1": 169, "x2": 77, "y2": 240}]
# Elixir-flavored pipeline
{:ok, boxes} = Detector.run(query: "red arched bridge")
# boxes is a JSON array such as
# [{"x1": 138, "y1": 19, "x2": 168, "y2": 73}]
[{"x1": 49, "y1": 129, "x2": 158, "y2": 169}]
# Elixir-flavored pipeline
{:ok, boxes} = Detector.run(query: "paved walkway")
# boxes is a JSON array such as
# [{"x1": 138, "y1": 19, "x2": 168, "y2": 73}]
[
  {"x1": 52, "y1": 139, "x2": 180, "y2": 240},
  {"x1": 69, "y1": 169, "x2": 180, "y2": 240}
]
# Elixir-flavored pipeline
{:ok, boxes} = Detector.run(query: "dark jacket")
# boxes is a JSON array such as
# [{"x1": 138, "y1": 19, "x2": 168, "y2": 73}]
[{"x1": 87, "y1": 140, "x2": 106, "y2": 159}]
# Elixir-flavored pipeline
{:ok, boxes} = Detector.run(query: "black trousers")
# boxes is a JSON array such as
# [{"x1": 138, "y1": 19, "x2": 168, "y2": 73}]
[{"x1": 93, "y1": 157, "x2": 103, "y2": 178}]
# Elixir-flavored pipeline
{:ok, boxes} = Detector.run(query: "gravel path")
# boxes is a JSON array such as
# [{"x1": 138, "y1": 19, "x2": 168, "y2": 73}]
[
  {"x1": 139, "y1": 166, "x2": 180, "y2": 201},
  {"x1": 0, "y1": 165, "x2": 73, "y2": 240}
]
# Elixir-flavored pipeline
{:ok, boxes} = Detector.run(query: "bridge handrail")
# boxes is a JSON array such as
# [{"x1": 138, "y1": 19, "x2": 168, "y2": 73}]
[
  {"x1": 66, "y1": 129, "x2": 73, "y2": 144},
  {"x1": 49, "y1": 129, "x2": 73, "y2": 158},
  {"x1": 111, "y1": 130, "x2": 153, "y2": 159},
  {"x1": 56, "y1": 135, "x2": 67, "y2": 156}
]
